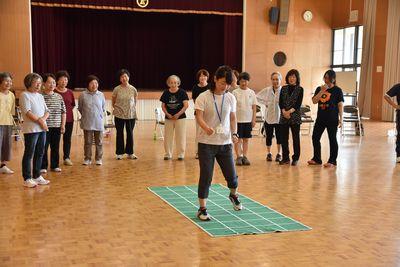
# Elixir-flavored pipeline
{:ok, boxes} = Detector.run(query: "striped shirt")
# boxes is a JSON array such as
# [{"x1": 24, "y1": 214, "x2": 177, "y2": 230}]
[{"x1": 42, "y1": 92, "x2": 66, "y2": 128}]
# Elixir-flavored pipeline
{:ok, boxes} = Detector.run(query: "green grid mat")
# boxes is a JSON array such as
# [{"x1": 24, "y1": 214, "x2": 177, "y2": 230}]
[{"x1": 148, "y1": 184, "x2": 311, "y2": 237}]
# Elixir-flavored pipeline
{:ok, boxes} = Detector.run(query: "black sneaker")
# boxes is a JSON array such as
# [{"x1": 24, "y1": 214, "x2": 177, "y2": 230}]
[
  {"x1": 279, "y1": 160, "x2": 290, "y2": 165},
  {"x1": 242, "y1": 156, "x2": 251, "y2": 165},
  {"x1": 291, "y1": 160, "x2": 299, "y2": 166},
  {"x1": 197, "y1": 208, "x2": 211, "y2": 221},
  {"x1": 266, "y1": 153, "x2": 272, "y2": 162},
  {"x1": 275, "y1": 154, "x2": 282, "y2": 162},
  {"x1": 229, "y1": 194, "x2": 242, "y2": 211}
]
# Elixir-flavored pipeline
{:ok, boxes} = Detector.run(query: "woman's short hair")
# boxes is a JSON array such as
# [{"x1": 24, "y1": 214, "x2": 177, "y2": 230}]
[
  {"x1": 210, "y1": 65, "x2": 233, "y2": 92},
  {"x1": 55, "y1": 70, "x2": 70, "y2": 82},
  {"x1": 324, "y1": 69, "x2": 336, "y2": 85},
  {"x1": 285, "y1": 69, "x2": 300, "y2": 86},
  {"x1": 24, "y1": 73, "x2": 42, "y2": 89},
  {"x1": 270, "y1": 72, "x2": 282, "y2": 80},
  {"x1": 118, "y1": 69, "x2": 131, "y2": 79},
  {"x1": 196, "y1": 69, "x2": 209, "y2": 81},
  {"x1": 166, "y1": 75, "x2": 181, "y2": 86},
  {"x1": 0, "y1": 72, "x2": 12, "y2": 84},
  {"x1": 239, "y1": 72, "x2": 250, "y2": 81},
  {"x1": 86, "y1": 75, "x2": 99, "y2": 87},
  {"x1": 42, "y1": 73, "x2": 56, "y2": 83}
]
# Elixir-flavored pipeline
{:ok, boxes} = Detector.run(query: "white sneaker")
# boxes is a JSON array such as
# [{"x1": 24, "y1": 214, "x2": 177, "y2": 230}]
[
  {"x1": 397, "y1": 157, "x2": 400, "y2": 163},
  {"x1": 23, "y1": 179, "x2": 37, "y2": 188},
  {"x1": 40, "y1": 169, "x2": 47, "y2": 174},
  {"x1": 34, "y1": 176, "x2": 50, "y2": 185},
  {"x1": 127, "y1": 154, "x2": 138, "y2": 160},
  {"x1": 0, "y1": 166, "x2": 14, "y2": 174},
  {"x1": 116, "y1": 155, "x2": 123, "y2": 160},
  {"x1": 95, "y1": 160, "x2": 102, "y2": 165},
  {"x1": 51, "y1": 168, "x2": 62, "y2": 172},
  {"x1": 64, "y1": 158, "x2": 73, "y2": 166},
  {"x1": 82, "y1": 159, "x2": 91, "y2": 165}
]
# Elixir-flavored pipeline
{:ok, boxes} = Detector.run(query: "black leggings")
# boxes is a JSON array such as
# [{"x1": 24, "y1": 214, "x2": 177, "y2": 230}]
[{"x1": 264, "y1": 122, "x2": 281, "y2": 146}]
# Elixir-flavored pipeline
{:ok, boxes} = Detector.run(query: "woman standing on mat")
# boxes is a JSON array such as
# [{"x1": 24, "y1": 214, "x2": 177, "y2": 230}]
[
  {"x1": 308, "y1": 70, "x2": 344, "y2": 167},
  {"x1": 112, "y1": 69, "x2": 139, "y2": 160},
  {"x1": 195, "y1": 65, "x2": 242, "y2": 221},
  {"x1": 279, "y1": 69, "x2": 304, "y2": 166}
]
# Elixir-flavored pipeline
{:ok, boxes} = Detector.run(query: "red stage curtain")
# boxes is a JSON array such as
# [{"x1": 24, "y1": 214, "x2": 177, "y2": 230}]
[
  {"x1": 31, "y1": 0, "x2": 243, "y2": 15},
  {"x1": 31, "y1": 6, "x2": 242, "y2": 90}
]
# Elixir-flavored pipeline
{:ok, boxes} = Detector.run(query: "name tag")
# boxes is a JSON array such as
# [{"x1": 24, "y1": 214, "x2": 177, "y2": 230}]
[{"x1": 215, "y1": 124, "x2": 224, "y2": 134}]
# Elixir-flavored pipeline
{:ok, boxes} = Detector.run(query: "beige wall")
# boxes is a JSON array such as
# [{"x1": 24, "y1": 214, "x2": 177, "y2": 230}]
[
  {"x1": 244, "y1": 0, "x2": 333, "y2": 106},
  {"x1": 0, "y1": 0, "x2": 32, "y2": 92}
]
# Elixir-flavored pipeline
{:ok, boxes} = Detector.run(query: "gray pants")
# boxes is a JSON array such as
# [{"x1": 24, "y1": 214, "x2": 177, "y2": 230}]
[
  {"x1": 0, "y1": 125, "x2": 12, "y2": 162},
  {"x1": 197, "y1": 143, "x2": 238, "y2": 199},
  {"x1": 83, "y1": 130, "x2": 103, "y2": 161}
]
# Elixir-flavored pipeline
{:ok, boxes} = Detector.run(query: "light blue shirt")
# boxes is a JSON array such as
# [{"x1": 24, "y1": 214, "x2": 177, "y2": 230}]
[
  {"x1": 20, "y1": 91, "x2": 49, "y2": 133},
  {"x1": 78, "y1": 90, "x2": 105, "y2": 131}
]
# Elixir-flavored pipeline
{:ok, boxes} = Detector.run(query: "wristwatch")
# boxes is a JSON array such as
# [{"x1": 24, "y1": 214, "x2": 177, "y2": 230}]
[{"x1": 232, "y1": 133, "x2": 239, "y2": 138}]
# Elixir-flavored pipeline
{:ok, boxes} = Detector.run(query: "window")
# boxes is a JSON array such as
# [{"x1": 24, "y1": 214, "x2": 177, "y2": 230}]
[{"x1": 331, "y1": 26, "x2": 363, "y2": 90}]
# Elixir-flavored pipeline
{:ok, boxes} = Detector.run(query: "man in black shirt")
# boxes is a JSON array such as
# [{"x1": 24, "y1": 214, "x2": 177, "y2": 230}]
[{"x1": 384, "y1": 83, "x2": 400, "y2": 163}]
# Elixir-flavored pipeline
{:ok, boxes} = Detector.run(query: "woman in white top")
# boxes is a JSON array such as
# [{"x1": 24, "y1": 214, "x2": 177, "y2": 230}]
[
  {"x1": 256, "y1": 72, "x2": 282, "y2": 162},
  {"x1": 194, "y1": 65, "x2": 242, "y2": 221},
  {"x1": 20, "y1": 73, "x2": 50, "y2": 188}
]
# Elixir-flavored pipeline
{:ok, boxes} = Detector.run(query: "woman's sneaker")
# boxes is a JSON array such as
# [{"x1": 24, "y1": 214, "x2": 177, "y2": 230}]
[
  {"x1": 40, "y1": 169, "x2": 47, "y2": 174},
  {"x1": 23, "y1": 179, "x2": 38, "y2": 188},
  {"x1": 236, "y1": 157, "x2": 243, "y2": 166},
  {"x1": 266, "y1": 153, "x2": 272, "y2": 161},
  {"x1": 229, "y1": 194, "x2": 242, "y2": 211},
  {"x1": 82, "y1": 159, "x2": 91, "y2": 165},
  {"x1": 64, "y1": 158, "x2": 73, "y2": 166},
  {"x1": 0, "y1": 166, "x2": 14, "y2": 174},
  {"x1": 275, "y1": 154, "x2": 282, "y2": 162},
  {"x1": 51, "y1": 168, "x2": 62, "y2": 172},
  {"x1": 34, "y1": 176, "x2": 50, "y2": 185},
  {"x1": 242, "y1": 156, "x2": 251, "y2": 165},
  {"x1": 197, "y1": 208, "x2": 211, "y2": 221},
  {"x1": 127, "y1": 154, "x2": 138, "y2": 160},
  {"x1": 116, "y1": 155, "x2": 124, "y2": 160}
]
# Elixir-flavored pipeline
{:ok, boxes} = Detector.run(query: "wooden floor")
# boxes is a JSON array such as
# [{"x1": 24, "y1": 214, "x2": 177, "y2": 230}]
[{"x1": 1, "y1": 120, "x2": 399, "y2": 266}]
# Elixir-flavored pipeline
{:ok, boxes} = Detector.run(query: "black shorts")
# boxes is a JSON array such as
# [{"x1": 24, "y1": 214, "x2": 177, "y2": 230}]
[{"x1": 237, "y1": 122, "x2": 252, "y2": 139}]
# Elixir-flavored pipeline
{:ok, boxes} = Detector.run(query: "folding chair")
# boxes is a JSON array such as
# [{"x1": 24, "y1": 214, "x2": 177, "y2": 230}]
[{"x1": 154, "y1": 107, "x2": 165, "y2": 140}]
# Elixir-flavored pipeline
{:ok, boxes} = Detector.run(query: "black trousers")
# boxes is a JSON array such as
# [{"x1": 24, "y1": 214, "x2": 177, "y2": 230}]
[
  {"x1": 396, "y1": 112, "x2": 400, "y2": 157},
  {"x1": 63, "y1": 122, "x2": 73, "y2": 160},
  {"x1": 280, "y1": 124, "x2": 300, "y2": 161},
  {"x1": 197, "y1": 143, "x2": 238, "y2": 199},
  {"x1": 264, "y1": 122, "x2": 282, "y2": 147},
  {"x1": 42, "y1": 127, "x2": 61, "y2": 169},
  {"x1": 115, "y1": 117, "x2": 136, "y2": 155},
  {"x1": 311, "y1": 121, "x2": 339, "y2": 165}
]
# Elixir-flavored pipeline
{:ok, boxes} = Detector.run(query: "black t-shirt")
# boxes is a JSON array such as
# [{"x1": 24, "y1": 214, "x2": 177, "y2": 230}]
[
  {"x1": 314, "y1": 85, "x2": 344, "y2": 123},
  {"x1": 386, "y1": 83, "x2": 400, "y2": 105},
  {"x1": 192, "y1": 84, "x2": 210, "y2": 102},
  {"x1": 160, "y1": 88, "x2": 189, "y2": 119}
]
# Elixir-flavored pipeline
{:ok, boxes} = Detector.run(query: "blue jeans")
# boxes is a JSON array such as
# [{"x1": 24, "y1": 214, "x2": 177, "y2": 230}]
[
  {"x1": 22, "y1": 131, "x2": 46, "y2": 180},
  {"x1": 197, "y1": 143, "x2": 238, "y2": 199}
]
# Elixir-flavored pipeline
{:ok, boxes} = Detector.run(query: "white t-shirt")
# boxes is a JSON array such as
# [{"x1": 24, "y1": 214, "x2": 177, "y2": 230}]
[
  {"x1": 195, "y1": 90, "x2": 236, "y2": 145},
  {"x1": 20, "y1": 91, "x2": 49, "y2": 133},
  {"x1": 232, "y1": 88, "x2": 257, "y2": 123},
  {"x1": 256, "y1": 86, "x2": 281, "y2": 124}
]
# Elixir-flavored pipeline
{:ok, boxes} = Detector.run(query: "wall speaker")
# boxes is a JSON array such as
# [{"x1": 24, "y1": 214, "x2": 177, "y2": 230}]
[{"x1": 277, "y1": 0, "x2": 290, "y2": 35}]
